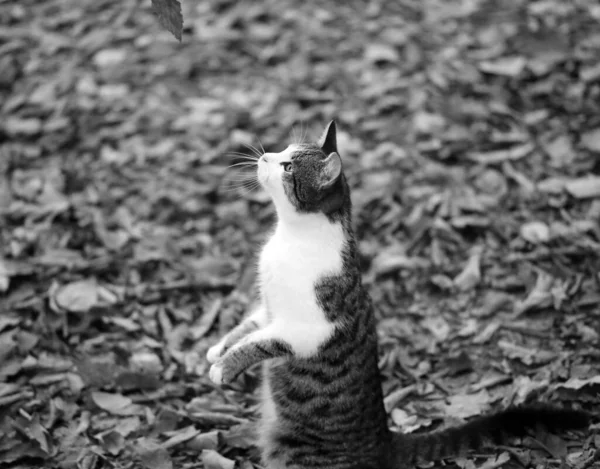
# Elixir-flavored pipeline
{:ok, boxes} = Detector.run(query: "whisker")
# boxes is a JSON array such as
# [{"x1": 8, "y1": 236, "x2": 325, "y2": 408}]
[
  {"x1": 221, "y1": 182, "x2": 258, "y2": 191},
  {"x1": 228, "y1": 158, "x2": 258, "y2": 165},
  {"x1": 227, "y1": 153, "x2": 259, "y2": 161},
  {"x1": 222, "y1": 170, "x2": 258, "y2": 180},
  {"x1": 241, "y1": 143, "x2": 263, "y2": 158},
  {"x1": 227, "y1": 162, "x2": 258, "y2": 169},
  {"x1": 248, "y1": 142, "x2": 264, "y2": 157},
  {"x1": 224, "y1": 177, "x2": 259, "y2": 185},
  {"x1": 256, "y1": 136, "x2": 266, "y2": 155},
  {"x1": 221, "y1": 181, "x2": 261, "y2": 196},
  {"x1": 225, "y1": 177, "x2": 259, "y2": 184},
  {"x1": 300, "y1": 120, "x2": 307, "y2": 144}
]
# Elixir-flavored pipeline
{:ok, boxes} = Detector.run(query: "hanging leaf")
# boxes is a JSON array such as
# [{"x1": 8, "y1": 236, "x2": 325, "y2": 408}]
[{"x1": 151, "y1": 0, "x2": 183, "y2": 42}]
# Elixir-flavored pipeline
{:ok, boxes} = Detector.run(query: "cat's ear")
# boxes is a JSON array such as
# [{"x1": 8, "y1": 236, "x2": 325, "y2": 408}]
[
  {"x1": 318, "y1": 120, "x2": 337, "y2": 154},
  {"x1": 320, "y1": 152, "x2": 342, "y2": 190}
]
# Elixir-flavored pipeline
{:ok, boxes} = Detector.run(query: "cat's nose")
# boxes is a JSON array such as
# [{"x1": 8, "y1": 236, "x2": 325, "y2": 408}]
[{"x1": 261, "y1": 154, "x2": 271, "y2": 163}]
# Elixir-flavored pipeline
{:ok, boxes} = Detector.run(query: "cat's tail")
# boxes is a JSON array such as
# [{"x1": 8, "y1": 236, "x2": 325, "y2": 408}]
[{"x1": 391, "y1": 404, "x2": 591, "y2": 465}]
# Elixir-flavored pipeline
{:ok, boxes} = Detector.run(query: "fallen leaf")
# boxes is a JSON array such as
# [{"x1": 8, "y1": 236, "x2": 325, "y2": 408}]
[
  {"x1": 472, "y1": 321, "x2": 500, "y2": 344},
  {"x1": 476, "y1": 452, "x2": 510, "y2": 469},
  {"x1": 201, "y1": 449, "x2": 235, "y2": 469},
  {"x1": 162, "y1": 425, "x2": 200, "y2": 449},
  {"x1": 430, "y1": 274, "x2": 454, "y2": 291},
  {"x1": 421, "y1": 316, "x2": 451, "y2": 342},
  {"x1": 453, "y1": 246, "x2": 483, "y2": 291},
  {"x1": 113, "y1": 417, "x2": 141, "y2": 437},
  {"x1": 537, "y1": 177, "x2": 567, "y2": 194},
  {"x1": 539, "y1": 433, "x2": 568, "y2": 458},
  {"x1": 580, "y1": 128, "x2": 600, "y2": 152},
  {"x1": 99, "y1": 430, "x2": 125, "y2": 455},
  {"x1": 184, "y1": 257, "x2": 240, "y2": 287},
  {"x1": 520, "y1": 221, "x2": 550, "y2": 244},
  {"x1": 514, "y1": 271, "x2": 554, "y2": 315},
  {"x1": 479, "y1": 56, "x2": 527, "y2": 76},
  {"x1": 511, "y1": 376, "x2": 550, "y2": 404},
  {"x1": 444, "y1": 390, "x2": 490, "y2": 419},
  {"x1": 383, "y1": 385, "x2": 416, "y2": 413},
  {"x1": 186, "y1": 431, "x2": 220, "y2": 452},
  {"x1": 372, "y1": 253, "x2": 429, "y2": 276},
  {"x1": 190, "y1": 298, "x2": 223, "y2": 340},
  {"x1": 565, "y1": 176, "x2": 600, "y2": 199},
  {"x1": 51, "y1": 279, "x2": 98, "y2": 313},
  {"x1": 468, "y1": 143, "x2": 534, "y2": 164},
  {"x1": 221, "y1": 422, "x2": 255, "y2": 449},
  {"x1": 390, "y1": 408, "x2": 418, "y2": 429},
  {"x1": 3, "y1": 117, "x2": 43, "y2": 136},
  {"x1": 91, "y1": 392, "x2": 132, "y2": 414},
  {"x1": 498, "y1": 340, "x2": 556, "y2": 365},
  {"x1": 93, "y1": 48, "x2": 127, "y2": 68},
  {"x1": 0, "y1": 258, "x2": 9, "y2": 292},
  {"x1": 544, "y1": 135, "x2": 574, "y2": 167},
  {"x1": 135, "y1": 438, "x2": 173, "y2": 469},
  {"x1": 552, "y1": 375, "x2": 600, "y2": 390},
  {"x1": 364, "y1": 43, "x2": 399, "y2": 63}
]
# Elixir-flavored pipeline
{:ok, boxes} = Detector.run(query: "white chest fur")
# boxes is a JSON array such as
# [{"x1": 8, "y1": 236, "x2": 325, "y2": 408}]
[{"x1": 258, "y1": 214, "x2": 345, "y2": 357}]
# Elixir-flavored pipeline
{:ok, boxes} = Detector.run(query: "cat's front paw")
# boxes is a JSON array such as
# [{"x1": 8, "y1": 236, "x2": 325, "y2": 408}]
[
  {"x1": 209, "y1": 363, "x2": 224, "y2": 385},
  {"x1": 206, "y1": 342, "x2": 225, "y2": 364}
]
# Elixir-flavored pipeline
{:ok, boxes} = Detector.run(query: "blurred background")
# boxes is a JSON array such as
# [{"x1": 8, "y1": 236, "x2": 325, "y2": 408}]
[{"x1": 0, "y1": 0, "x2": 599, "y2": 468}]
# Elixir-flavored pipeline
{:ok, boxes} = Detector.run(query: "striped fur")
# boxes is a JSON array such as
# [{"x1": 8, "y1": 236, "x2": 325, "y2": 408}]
[
  {"x1": 392, "y1": 405, "x2": 590, "y2": 466},
  {"x1": 208, "y1": 121, "x2": 591, "y2": 469}
]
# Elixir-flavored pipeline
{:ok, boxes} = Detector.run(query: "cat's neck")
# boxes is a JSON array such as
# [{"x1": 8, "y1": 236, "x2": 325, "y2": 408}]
[{"x1": 274, "y1": 211, "x2": 347, "y2": 243}]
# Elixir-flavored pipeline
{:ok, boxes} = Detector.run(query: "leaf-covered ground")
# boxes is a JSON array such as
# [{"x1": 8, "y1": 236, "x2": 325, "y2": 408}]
[{"x1": 1, "y1": 0, "x2": 600, "y2": 468}]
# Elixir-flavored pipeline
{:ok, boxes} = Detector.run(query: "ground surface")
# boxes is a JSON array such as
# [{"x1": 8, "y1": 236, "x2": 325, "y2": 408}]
[{"x1": 1, "y1": 0, "x2": 600, "y2": 468}]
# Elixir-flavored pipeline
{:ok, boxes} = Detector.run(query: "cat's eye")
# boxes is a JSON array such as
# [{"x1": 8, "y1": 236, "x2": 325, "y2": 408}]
[{"x1": 282, "y1": 162, "x2": 292, "y2": 172}]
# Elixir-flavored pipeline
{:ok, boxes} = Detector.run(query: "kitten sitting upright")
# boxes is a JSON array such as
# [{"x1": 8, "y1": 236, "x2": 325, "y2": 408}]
[{"x1": 207, "y1": 121, "x2": 590, "y2": 469}]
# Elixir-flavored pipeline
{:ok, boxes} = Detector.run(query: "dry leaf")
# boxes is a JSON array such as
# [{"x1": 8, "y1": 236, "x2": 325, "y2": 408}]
[
  {"x1": 0, "y1": 258, "x2": 9, "y2": 292},
  {"x1": 162, "y1": 425, "x2": 200, "y2": 449},
  {"x1": 479, "y1": 56, "x2": 527, "y2": 76},
  {"x1": 514, "y1": 271, "x2": 554, "y2": 315},
  {"x1": 364, "y1": 44, "x2": 399, "y2": 63},
  {"x1": 91, "y1": 392, "x2": 132, "y2": 414},
  {"x1": 565, "y1": 176, "x2": 600, "y2": 199},
  {"x1": 552, "y1": 375, "x2": 600, "y2": 390},
  {"x1": 51, "y1": 279, "x2": 117, "y2": 313},
  {"x1": 221, "y1": 422, "x2": 255, "y2": 449},
  {"x1": 99, "y1": 430, "x2": 125, "y2": 455},
  {"x1": 186, "y1": 431, "x2": 220, "y2": 452},
  {"x1": 444, "y1": 390, "x2": 490, "y2": 419},
  {"x1": 151, "y1": 0, "x2": 183, "y2": 41},
  {"x1": 468, "y1": 143, "x2": 534, "y2": 164},
  {"x1": 135, "y1": 438, "x2": 173, "y2": 469},
  {"x1": 454, "y1": 246, "x2": 483, "y2": 291},
  {"x1": 520, "y1": 221, "x2": 550, "y2": 243},
  {"x1": 580, "y1": 128, "x2": 600, "y2": 152},
  {"x1": 201, "y1": 450, "x2": 235, "y2": 469}
]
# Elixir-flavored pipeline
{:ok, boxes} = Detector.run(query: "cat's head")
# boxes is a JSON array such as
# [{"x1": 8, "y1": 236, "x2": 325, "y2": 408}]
[{"x1": 257, "y1": 121, "x2": 348, "y2": 220}]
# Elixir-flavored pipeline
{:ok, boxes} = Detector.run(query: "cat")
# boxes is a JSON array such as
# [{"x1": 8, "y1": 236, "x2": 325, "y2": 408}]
[{"x1": 206, "y1": 121, "x2": 590, "y2": 469}]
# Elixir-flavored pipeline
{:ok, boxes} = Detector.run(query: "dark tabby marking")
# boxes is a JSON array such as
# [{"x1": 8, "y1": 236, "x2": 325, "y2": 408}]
[
  {"x1": 209, "y1": 121, "x2": 591, "y2": 469},
  {"x1": 219, "y1": 317, "x2": 260, "y2": 355},
  {"x1": 213, "y1": 337, "x2": 292, "y2": 384},
  {"x1": 393, "y1": 405, "x2": 591, "y2": 465}
]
